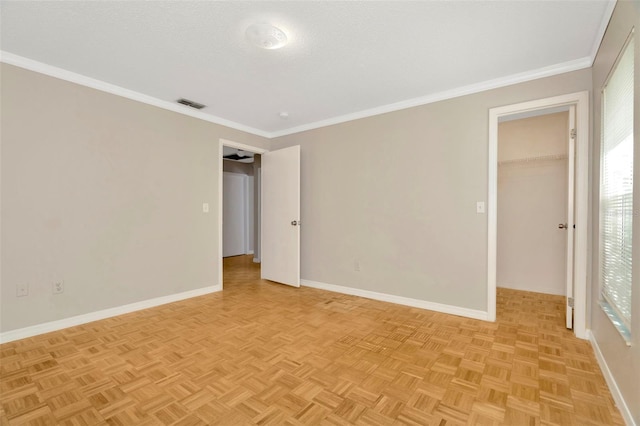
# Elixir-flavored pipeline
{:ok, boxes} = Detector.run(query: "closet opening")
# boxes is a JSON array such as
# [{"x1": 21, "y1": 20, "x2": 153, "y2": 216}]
[
  {"x1": 497, "y1": 107, "x2": 574, "y2": 326},
  {"x1": 487, "y1": 91, "x2": 589, "y2": 339}
]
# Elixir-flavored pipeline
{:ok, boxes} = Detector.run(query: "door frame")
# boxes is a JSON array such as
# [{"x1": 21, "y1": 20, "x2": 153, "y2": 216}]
[
  {"x1": 487, "y1": 91, "x2": 589, "y2": 339},
  {"x1": 244, "y1": 174, "x2": 255, "y2": 256},
  {"x1": 218, "y1": 138, "x2": 268, "y2": 289}
]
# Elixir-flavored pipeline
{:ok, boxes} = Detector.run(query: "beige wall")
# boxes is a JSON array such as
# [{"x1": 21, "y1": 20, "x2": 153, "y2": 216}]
[
  {"x1": 497, "y1": 113, "x2": 569, "y2": 295},
  {"x1": 498, "y1": 113, "x2": 569, "y2": 161},
  {"x1": 590, "y1": 1, "x2": 640, "y2": 423},
  {"x1": 0, "y1": 64, "x2": 269, "y2": 332},
  {"x1": 271, "y1": 69, "x2": 591, "y2": 311}
]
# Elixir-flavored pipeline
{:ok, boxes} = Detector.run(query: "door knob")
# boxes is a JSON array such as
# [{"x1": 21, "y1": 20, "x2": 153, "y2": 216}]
[
  {"x1": 558, "y1": 223, "x2": 568, "y2": 229},
  {"x1": 291, "y1": 220, "x2": 298, "y2": 226}
]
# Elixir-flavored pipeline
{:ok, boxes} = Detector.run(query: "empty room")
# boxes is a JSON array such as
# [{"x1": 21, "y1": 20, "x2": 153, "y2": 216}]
[{"x1": 1, "y1": 1, "x2": 638, "y2": 425}]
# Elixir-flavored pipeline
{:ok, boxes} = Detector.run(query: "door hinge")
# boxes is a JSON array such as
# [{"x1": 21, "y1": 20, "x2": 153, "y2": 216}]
[
  {"x1": 568, "y1": 297, "x2": 574, "y2": 308},
  {"x1": 570, "y1": 129, "x2": 577, "y2": 139}
]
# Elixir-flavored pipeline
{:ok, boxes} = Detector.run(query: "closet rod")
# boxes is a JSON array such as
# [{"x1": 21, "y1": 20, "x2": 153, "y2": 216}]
[{"x1": 498, "y1": 153, "x2": 567, "y2": 166}]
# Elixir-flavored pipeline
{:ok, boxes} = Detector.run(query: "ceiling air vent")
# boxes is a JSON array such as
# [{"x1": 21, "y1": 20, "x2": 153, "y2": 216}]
[{"x1": 177, "y1": 98, "x2": 206, "y2": 110}]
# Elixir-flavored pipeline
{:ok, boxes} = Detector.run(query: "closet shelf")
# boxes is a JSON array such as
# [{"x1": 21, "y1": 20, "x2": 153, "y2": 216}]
[{"x1": 498, "y1": 154, "x2": 568, "y2": 166}]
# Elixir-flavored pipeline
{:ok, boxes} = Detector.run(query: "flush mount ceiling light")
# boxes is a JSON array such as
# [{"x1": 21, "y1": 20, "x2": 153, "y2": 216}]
[{"x1": 245, "y1": 23, "x2": 288, "y2": 50}]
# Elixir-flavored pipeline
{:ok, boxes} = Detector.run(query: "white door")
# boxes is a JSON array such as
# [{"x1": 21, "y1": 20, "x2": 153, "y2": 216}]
[
  {"x1": 261, "y1": 145, "x2": 300, "y2": 287},
  {"x1": 223, "y1": 172, "x2": 247, "y2": 257},
  {"x1": 565, "y1": 106, "x2": 576, "y2": 329}
]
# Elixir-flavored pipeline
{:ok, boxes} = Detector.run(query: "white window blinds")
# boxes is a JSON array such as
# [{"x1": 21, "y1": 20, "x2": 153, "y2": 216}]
[{"x1": 600, "y1": 35, "x2": 634, "y2": 337}]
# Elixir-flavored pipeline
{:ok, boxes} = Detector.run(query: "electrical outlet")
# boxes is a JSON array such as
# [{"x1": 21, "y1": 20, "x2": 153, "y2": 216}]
[
  {"x1": 16, "y1": 283, "x2": 28, "y2": 297},
  {"x1": 53, "y1": 281, "x2": 64, "y2": 294}
]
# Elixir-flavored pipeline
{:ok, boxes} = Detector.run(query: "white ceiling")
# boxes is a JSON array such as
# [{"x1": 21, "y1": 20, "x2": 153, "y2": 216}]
[{"x1": 0, "y1": 1, "x2": 614, "y2": 138}]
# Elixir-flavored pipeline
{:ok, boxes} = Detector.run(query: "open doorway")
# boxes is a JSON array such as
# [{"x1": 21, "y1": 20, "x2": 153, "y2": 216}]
[
  {"x1": 218, "y1": 139, "x2": 267, "y2": 289},
  {"x1": 496, "y1": 107, "x2": 574, "y2": 331},
  {"x1": 488, "y1": 91, "x2": 589, "y2": 339},
  {"x1": 218, "y1": 139, "x2": 302, "y2": 290},
  {"x1": 222, "y1": 149, "x2": 257, "y2": 258},
  {"x1": 497, "y1": 108, "x2": 571, "y2": 295}
]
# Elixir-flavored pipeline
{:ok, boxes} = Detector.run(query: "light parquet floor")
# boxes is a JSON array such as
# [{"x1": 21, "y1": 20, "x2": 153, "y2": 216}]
[{"x1": 1, "y1": 255, "x2": 625, "y2": 425}]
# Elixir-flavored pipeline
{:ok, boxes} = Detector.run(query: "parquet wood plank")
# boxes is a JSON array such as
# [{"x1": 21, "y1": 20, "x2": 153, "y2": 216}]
[{"x1": 0, "y1": 256, "x2": 626, "y2": 425}]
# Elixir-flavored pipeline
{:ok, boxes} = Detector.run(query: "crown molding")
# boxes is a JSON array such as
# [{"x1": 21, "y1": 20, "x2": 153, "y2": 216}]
[
  {"x1": 0, "y1": 51, "x2": 271, "y2": 139},
  {"x1": 589, "y1": 0, "x2": 617, "y2": 66},
  {"x1": 269, "y1": 57, "x2": 592, "y2": 138},
  {"x1": 2, "y1": 51, "x2": 594, "y2": 140}
]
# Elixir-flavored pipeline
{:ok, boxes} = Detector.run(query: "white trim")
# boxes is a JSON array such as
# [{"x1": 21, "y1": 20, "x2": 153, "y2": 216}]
[
  {"x1": 0, "y1": 285, "x2": 220, "y2": 344},
  {"x1": 301, "y1": 279, "x2": 489, "y2": 321},
  {"x1": 488, "y1": 110, "x2": 499, "y2": 322},
  {"x1": 270, "y1": 57, "x2": 591, "y2": 137},
  {"x1": 488, "y1": 91, "x2": 590, "y2": 339},
  {"x1": 2, "y1": 51, "x2": 593, "y2": 140},
  {"x1": 589, "y1": 0, "x2": 618, "y2": 65},
  {"x1": 497, "y1": 284, "x2": 566, "y2": 297},
  {"x1": 573, "y1": 92, "x2": 590, "y2": 340},
  {"x1": 587, "y1": 330, "x2": 636, "y2": 426},
  {"x1": 218, "y1": 139, "x2": 268, "y2": 290},
  {"x1": 0, "y1": 51, "x2": 271, "y2": 138},
  {"x1": 566, "y1": 105, "x2": 576, "y2": 329},
  {"x1": 498, "y1": 105, "x2": 571, "y2": 123},
  {"x1": 219, "y1": 139, "x2": 268, "y2": 154},
  {"x1": 219, "y1": 141, "x2": 224, "y2": 289},
  {"x1": 253, "y1": 257, "x2": 261, "y2": 263}
]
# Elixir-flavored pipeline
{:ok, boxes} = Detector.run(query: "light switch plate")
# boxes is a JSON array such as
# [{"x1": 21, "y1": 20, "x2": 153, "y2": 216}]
[
  {"x1": 202, "y1": 203, "x2": 209, "y2": 213},
  {"x1": 476, "y1": 201, "x2": 485, "y2": 214}
]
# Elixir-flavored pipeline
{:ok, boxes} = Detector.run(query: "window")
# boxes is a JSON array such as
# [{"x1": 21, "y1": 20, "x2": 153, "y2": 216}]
[{"x1": 600, "y1": 33, "x2": 634, "y2": 343}]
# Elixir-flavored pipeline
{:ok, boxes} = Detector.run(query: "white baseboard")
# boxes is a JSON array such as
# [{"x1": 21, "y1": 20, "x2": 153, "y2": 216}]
[
  {"x1": 587, "y1": 330, "x2": 635, "y2": 426},
  {"x1": 497, "y1": 283, "x2": 565, "y2": 296},
  {"x1": 301, "y1": 279, "x2": 488, "y2": 321},
  {"x1": 0, "y1": 285, "x2": 221, "y2": 344},
  {"x1": 253, "y1": 257, "x2": 261, "y2": 263}
]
